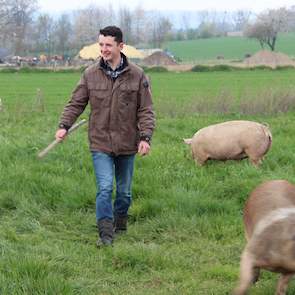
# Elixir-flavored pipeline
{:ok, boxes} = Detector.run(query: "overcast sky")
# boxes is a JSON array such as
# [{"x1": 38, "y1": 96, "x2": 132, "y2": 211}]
[{"x1": 39, "y1": 0, "x2": 295, "y2": 13}]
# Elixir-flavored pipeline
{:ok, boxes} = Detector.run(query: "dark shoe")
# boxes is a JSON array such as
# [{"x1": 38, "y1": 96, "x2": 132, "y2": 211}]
[
  {"x1": 114, "y1": 214, "x2": 128, "y2": 235},
  {"x1": 97, "y1": 219, "x2": 113, "y2": 247},
  {"x1": 96, "y1": 238, "x2": 113, "y2": 247}
]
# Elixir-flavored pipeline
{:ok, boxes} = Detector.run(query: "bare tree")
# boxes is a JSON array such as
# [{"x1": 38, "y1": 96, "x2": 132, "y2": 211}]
[
  {"x1": 198, "y1": 10, "x2": 210, "y2": 24},
  {"x1": 3, "y1": 0, "x2": 38, "y2": 55},
  {"x1": 150, "y1": 15, "x2": 172, "y2": 48},
  {"x1": 132, "y1": 6, "x2": 146, "y2": 45},
  {"x1": 244, "y1": 21, "x2": 267, "y2": 48},
  {"x1": 33, "y1": 13, "x2": 56, "y2": 55},
  {"x1": 197, "y1": 21, "x2": 218, "y2": 38},
  {"x1": 181, "y1": 12, "x2": 190, "y2": 40},
  {"x1": 216, "y1": 10, "x2": 232, "y2": 35},
  {"x1": 119, "y1": 7, "x2": 133, "y2": 44},
  {"x1": 286, "y1": 6, "x2": 295, "y2": 31},
  {"x1": 73, "y1": 6, "x2": 106, "y2": 49},
  {"x1": 0, "y1": 0, "x2": 9, "y2": 29},
  {"x1": 244, "y1": 8, "x2": 290, "y2": 51},
  {"x1": 55, "y1": 14, "x2": 72, "y2": 56},
  {"x1": 232, "y1": 10, "x2": 252, "y2": 31},
  {"x1": 0, "y1": 0, "x2": 10, "y2": 46},
  {"x1": 106, "y1": 3, "x2": 116, "y2": 21}
]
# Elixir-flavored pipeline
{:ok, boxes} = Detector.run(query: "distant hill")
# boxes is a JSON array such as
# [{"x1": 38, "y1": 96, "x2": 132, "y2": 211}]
[{"x1": 164, "y1": 33, "x2": 295, "y2": 62}]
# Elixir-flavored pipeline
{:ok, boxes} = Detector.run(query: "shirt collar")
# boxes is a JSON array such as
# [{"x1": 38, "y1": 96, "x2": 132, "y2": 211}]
[
  {"x1": 100, "y1": 52, "x2": 128, "y2": 71},
  {"x1": 99, "y1": 53, "x2": 129, "y2": 80}
]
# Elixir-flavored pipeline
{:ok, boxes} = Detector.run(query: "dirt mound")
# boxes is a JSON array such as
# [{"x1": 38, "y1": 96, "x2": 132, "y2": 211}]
[
  {"x1": 244, "y1": 50, "x2": 295, "y2": 68},
  {"x1": 141, "y1": 51, "x2": 178, "y2": 66}
]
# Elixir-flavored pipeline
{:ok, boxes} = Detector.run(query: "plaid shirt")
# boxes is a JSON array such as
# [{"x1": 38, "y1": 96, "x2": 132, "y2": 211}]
[{"x1": 100, "y1": 54, "x2": 127, "y2": 80}]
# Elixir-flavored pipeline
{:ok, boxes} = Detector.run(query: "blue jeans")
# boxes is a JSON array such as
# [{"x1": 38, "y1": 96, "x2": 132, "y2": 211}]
[{"x1": 91, "y1": 152, "x2": 135, "y2": 222}]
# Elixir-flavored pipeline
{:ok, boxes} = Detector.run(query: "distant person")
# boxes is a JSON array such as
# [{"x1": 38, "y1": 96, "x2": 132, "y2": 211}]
[
  {"x1": 66, "y1": 57, "x2": 71, "y2": 67},
  {"x1": 55, "y1": 26, "x2": 155, "y2": 247}
]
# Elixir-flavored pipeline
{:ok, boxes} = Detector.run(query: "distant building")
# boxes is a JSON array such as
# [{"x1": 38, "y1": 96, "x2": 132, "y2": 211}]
[
  {"x1": 138, "y1": 48, "x2": 162, "y2": 58},
  {"x1": 227, "y1": 31, "x2": 244, "y2": 37}
]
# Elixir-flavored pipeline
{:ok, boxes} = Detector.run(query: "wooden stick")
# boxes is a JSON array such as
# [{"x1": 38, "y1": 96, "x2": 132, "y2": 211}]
[{"x1": 38, "y1": 119, "x2": 87, "y2": 159}]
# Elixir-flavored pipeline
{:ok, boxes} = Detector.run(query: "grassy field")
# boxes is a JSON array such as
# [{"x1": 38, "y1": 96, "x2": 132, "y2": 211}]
[
  {"x1": 2, "y1": 69, "x2": 295, "y2": 294},
  {"x1": 165, "y1": 33, "x2": 295, "y2": 62}
]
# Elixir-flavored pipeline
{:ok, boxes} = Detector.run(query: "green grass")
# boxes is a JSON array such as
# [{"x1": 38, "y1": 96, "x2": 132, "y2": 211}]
[
  {"x1": 165, "y1": 33, "x2": 295, "y2": 62},
  {"x1": 2, "y1": 70, "x2": 295, "y2": 294}
]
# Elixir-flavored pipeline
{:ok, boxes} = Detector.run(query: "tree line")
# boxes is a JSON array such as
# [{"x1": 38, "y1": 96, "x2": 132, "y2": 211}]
[
  {"x1": 1, "y1": 0, "x2": 295, "y2": 57},
  {"x1": 0, "y1": 0, "x2": 174, "y2": 57}
]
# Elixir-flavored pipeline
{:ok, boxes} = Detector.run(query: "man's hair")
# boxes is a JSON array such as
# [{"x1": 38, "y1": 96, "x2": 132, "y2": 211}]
[{"x1": 99, "y1": 26, "x2": 123, "y2": 43}]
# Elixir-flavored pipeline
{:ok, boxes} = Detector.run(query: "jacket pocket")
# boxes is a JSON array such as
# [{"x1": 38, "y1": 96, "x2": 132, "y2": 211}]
[
  {"x1": 89, "y1": 83, "x2": 110, "y2": 107},
  {"x1": 118, "y1": 84, "x2": 138, "y2": 123},
  {"x1": 119, "y1": 83, "x2": 139, "y2": 104}
]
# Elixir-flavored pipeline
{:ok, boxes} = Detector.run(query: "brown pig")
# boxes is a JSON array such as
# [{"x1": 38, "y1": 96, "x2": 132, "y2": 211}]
[
  {"x1": 184, "y1": 120, "x2": 272, "y2": 166},
  {"x1": 234, "y1": 180, "x2": 295, "y2": 295}
]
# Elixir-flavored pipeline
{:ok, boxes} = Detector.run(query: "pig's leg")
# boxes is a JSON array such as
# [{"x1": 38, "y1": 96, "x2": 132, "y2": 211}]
[
  {"x1": 252, "y1": 267, "x2": 260, "y2": 284},
  {"x1": 249, "y1": 158, "x2": 262, "y2": 167},
  {"x1": 233, "y1": 249, "x2": 255, "y2": 295},
  {"x1": 192, "y1": 147, "x2": 208, "y2": 166},
  {"x1": 194, "y1": 156, "x2": 207, "y2": 166},
  {"x1": 275, "y1": 273, "x2": 293, "y2": 295},
  {"x1": 245, "y1": 148, "x2": 262, "y2": 167}
]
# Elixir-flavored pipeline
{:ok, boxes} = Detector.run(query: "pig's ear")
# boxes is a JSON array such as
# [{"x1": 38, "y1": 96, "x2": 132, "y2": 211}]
[{"x1": 183, "y1": 138, "x2": 192, "y2": 145}]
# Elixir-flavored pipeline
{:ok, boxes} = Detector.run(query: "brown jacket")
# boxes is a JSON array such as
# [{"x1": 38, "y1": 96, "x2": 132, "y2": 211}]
[{"x1": 59, "y1": 57, "x2": 155, "y2": 155}]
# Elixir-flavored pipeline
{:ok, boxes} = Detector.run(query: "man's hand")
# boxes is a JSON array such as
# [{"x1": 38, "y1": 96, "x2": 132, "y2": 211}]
[
  {"x1": 55, "y1": 128, "x2": 67, "y2": 141},
  {"x1": 138, "y1": 140, "x2": 150, "y2": 156}
]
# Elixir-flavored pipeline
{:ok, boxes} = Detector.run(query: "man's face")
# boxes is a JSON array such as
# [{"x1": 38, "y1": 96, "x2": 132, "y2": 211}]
[{"x1": 98, "y1": 34, "x2": 123, "y2": 63}]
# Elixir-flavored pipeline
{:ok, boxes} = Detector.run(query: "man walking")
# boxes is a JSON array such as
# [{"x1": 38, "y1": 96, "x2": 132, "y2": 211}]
[{"x1": 55, "y1": 26, "x2": 155, "y2": 246}]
